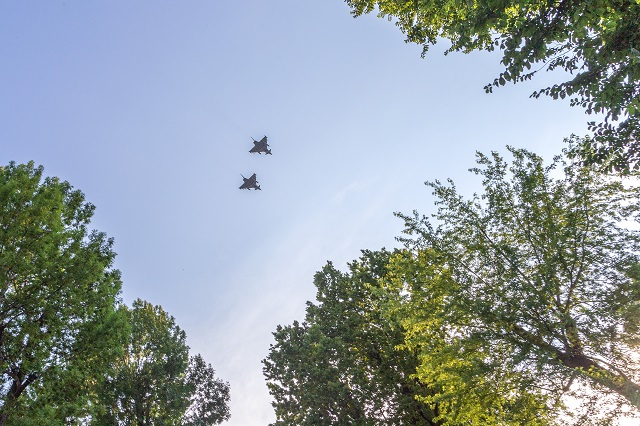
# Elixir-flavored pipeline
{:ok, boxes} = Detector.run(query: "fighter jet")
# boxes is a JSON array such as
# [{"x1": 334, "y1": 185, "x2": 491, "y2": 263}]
[
  {"x1": 239, "y1": 173, "x2": 261, "y2": 190},
  {"x1": 249, "y1": 136, "x2": 272, "y2": 155}
]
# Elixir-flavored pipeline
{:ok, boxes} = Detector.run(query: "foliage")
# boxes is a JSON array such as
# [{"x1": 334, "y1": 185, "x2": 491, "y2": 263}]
[
  {"x1": 0, "y1": 161, "x2": 126, "y2": 425},
  {"x1": 263, "y1": 249, "x2": 552, "y2": 425},
  {"x1": 4, "y1": 305, "x2": 129, "y2": 426},
  {"x1": 183, "y1": 354, "x2": 231, "y2": 426},
  {"x1": 94, "y1": 299, "x2": 230, "y2": 426},
  {"x1": 263, "y1": 250, "x2": 437, "y2": 425},
  {"x1": 394, "y1": 144, "x2": 640, "y2": 423},
  {"x1": 345, "y1": 0, "x2": 640, "y2": 171}
]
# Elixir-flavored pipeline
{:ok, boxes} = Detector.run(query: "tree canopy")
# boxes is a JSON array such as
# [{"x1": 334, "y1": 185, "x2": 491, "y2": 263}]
[
  {"x1": 94, "y1": 299, "x2": 230, "y2": 426},
  {"x1": 0, "y1": 162, "x2": 229, "y2": 425},
  {"x1": 393, "y1": 143, "x2": 640, "y2": 423},
  {"x1": 0, "y1": 161, "x2": 126, "y2": 425},
  {"x1": 263, "y1": 250, "x2": 440, "y2": 425},
  {"x1": 263, "y1": 249, "x2": 553, "y2": 425},
  {"x1": 345, "y1": 0, "x2": 640, "y2": 171}
]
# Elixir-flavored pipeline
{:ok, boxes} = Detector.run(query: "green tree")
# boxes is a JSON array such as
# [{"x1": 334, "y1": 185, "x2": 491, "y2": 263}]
[
  {"x1": 0, "y1": 161, "x2": 126, "y2": 425},
  {"x1": 264, "y1": 249, "x2": 552, "y2": 425},
  {"x1": 183, "y1": 354, "x2": 231, "y2": 426},
  {"x1": 263, "y1": 250, "x2": 549, "y2": 426},
  {"x1": 392, "y1": 143, "x2": 640, "y2": 423},
  {"x1": 94, "y1": 299, "x2": 230, "y2": 426},
  {"x1": 4, "y1": 305, "x2": 129, "y2": 426},
  {"x1": 264, "y1": 250, "x2": 438, "y2": 425},
  {"x1": 345, "y1": 0, "x2": 640, "y2": 171}
]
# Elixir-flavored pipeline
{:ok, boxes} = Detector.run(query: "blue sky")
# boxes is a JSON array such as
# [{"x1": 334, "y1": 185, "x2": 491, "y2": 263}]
[{"x1": 1, "y1": 1, "x2": 592, "y2": 424}]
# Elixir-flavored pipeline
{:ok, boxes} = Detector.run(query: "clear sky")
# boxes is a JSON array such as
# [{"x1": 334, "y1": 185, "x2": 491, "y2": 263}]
[{"x1": 1, "y1": 1, "x2": 592, "y2": 424}]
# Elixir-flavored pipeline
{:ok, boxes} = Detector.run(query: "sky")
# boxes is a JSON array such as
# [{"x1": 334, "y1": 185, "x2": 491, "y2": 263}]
[{"x1": 0, "y1": 1, "x2": 595, "y2": 424}]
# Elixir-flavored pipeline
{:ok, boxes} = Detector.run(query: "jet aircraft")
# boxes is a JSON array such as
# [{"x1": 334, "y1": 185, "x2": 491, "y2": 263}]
[
  {"x1": 249, "y1": 136, "x2": 272, "y2": 155},
  {"x1": 239, "y1": 173, "x2": 261, "y2": 190}
]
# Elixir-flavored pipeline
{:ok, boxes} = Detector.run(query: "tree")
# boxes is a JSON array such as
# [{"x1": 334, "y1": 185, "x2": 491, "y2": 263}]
[
  {"x1": 3, "y1": 305, "x2": 129, "y2": 426},
  {"x1": 264, "y1": 250, "x2": 439, "y2": 425},
  {"x1": 0, "y1": 161, "x2": 126, "y2": 425},
  {"x1": 345, "y1": 0, "x2": 640, "y2": 172},
  {"x1": 264, "y1": 249, "x2": 553, "y2": 425},
  {"x1": 183, "y1": 354, "x2": 231, "y2": 426},
  {"x1": 392, "y1": 143, "x2": 640, "y2": 423},
  {"x1": 94, "y1": 299, "x2": 230, "y2": 426}
]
